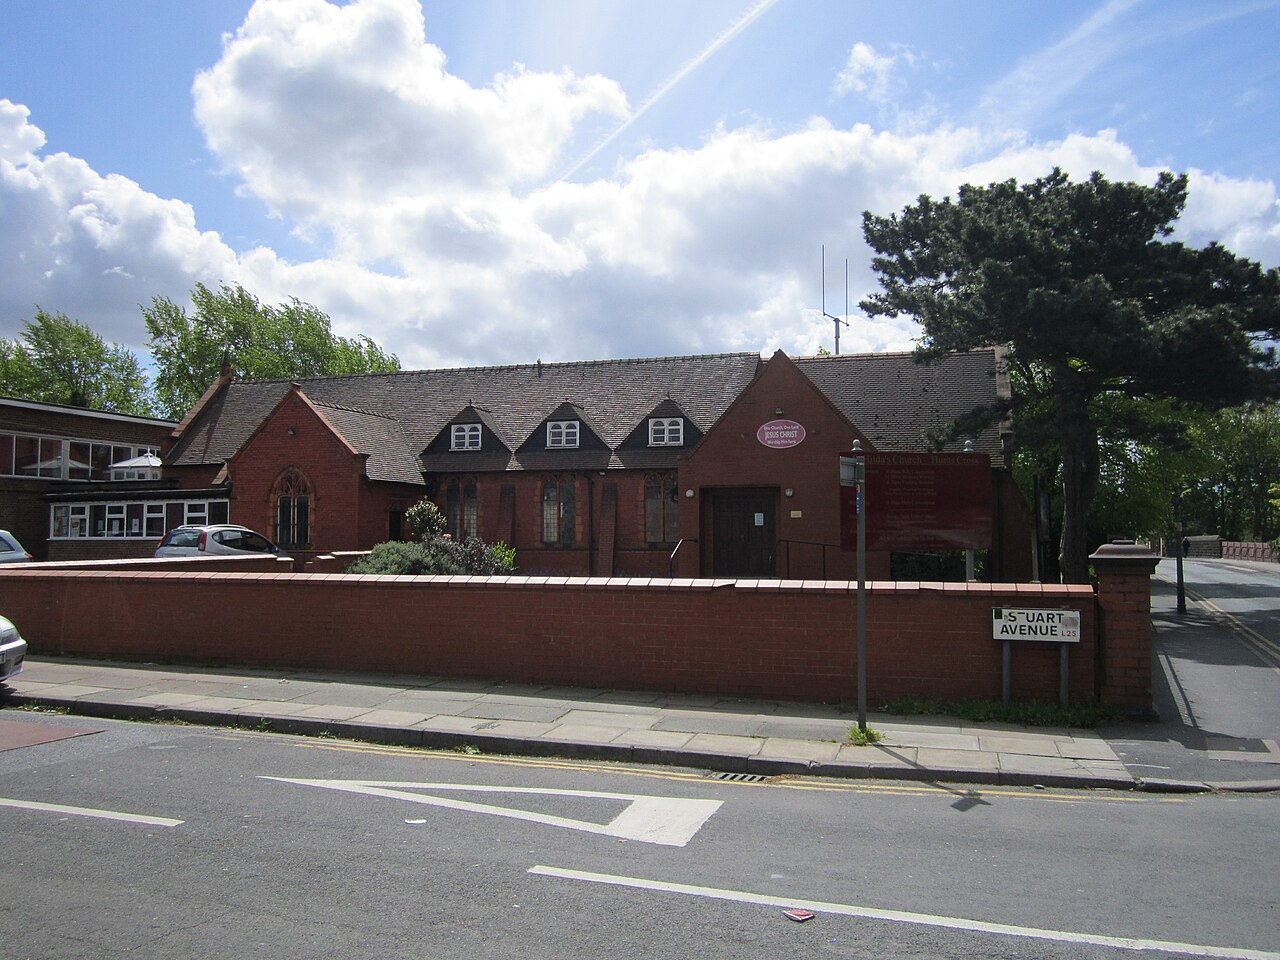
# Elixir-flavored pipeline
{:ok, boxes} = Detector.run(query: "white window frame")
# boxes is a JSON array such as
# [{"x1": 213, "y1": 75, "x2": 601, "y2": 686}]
[
  {"x1": 0, "y1": 431, "x2": 155, "y2": 481},
  {"x1": 648, "y1": 417, "x2": 684, "y2": 447},
  {"x1": 51, "y1": 498, "x2": 229, "y2": 540},
  {"x1": 450, "y1": 423, "x2": 482, "y2": 450},
  {"x1": 547, "y1": 420, "x2": 579, "y2": 449}
]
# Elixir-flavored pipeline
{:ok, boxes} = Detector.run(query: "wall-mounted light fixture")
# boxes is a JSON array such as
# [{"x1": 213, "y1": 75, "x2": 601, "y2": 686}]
[
  {"x1": 775, "y1": 407, "x2": 784, "y2": 415},
  {"x1": 286, "y1": 427, "x2": 296, "y2": 436},
  {"x1": 685, "y1": 489, "x2": 694, "y2": 498},
  {"x1": 784, "y1": 487, "x2": 794, "y2": 498}
]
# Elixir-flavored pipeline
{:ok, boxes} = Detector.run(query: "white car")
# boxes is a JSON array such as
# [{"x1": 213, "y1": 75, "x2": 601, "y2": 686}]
[
  {"x1": 0, "y1": 529, "x2": 33, "y2": 563},
  {"x1": 154, "y1": 524, "x2": 286, "y2": 559},
  {"x1": 0, "y1": 615, "x2": 26, "y2": 681}
]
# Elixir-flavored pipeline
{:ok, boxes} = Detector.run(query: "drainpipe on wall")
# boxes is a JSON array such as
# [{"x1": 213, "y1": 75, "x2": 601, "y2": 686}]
[{"x1": 586, "y1": 472, "x2": 594, "y2": 575}]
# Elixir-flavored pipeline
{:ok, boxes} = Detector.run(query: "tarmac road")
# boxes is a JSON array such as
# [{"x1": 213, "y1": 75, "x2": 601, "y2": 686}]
[{"x1": 1103, "y1": 557, "x2": 1280, "y2": 786}]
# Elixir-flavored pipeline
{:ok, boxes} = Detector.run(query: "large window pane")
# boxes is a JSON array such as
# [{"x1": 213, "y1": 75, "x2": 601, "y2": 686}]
[
  {"x1": 295, "y1": 497, "x2": 309, "y2": 545},
  {"x1": 14, "y1": 436, "x2": 38, "y2": 476},
  {"x1": 91, "y1": 443, "x2": 112, "y2": 480},
  {"x1": 665, "y1": 475, "x2": 680, "y2": 543},
  {"x1": 541, "y1": 481, "x2": 558, "y2": 543},
  {"x1": 559, "y1": 478, "x2": 575, "y2": 544},
  {"x1": 145, "y1": 504, "x2": 165, "y2": 537},
  {"x1": 0, "y1": 434, "x2": 15, "y2": 475},
  {"x1": 37, "y1": 437, "x2": 62, "y2": 477},
  {"x1": 68, "y1": 441, "x2": 91, "y2": 480},
  {"x1": 645, "y1": 475, "x2": 663, "y2": 543},
  {"x1": 463, "y1": 482, "x2": 477, "y2": 539}
]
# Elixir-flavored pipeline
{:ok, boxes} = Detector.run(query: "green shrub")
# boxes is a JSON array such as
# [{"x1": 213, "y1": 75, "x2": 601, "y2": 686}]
[{"x1": 345, "y1": 497, "x2": 517, "y2": 576}]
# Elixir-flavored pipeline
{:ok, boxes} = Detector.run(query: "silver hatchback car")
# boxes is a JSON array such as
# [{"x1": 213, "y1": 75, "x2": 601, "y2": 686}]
[{"x1": 154, "y1": 524, "x2": 286, "y2": 559}]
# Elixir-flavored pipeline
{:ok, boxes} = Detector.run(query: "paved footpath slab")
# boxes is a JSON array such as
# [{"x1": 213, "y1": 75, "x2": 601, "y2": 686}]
[{"x1": 1, "y1": 657, "x2": 1270, "y2": 792}]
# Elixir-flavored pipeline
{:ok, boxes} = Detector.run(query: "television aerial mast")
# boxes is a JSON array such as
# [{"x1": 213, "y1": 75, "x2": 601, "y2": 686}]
[{"x1": 821, "y1": 244, "x2": 850, "y2": 354}]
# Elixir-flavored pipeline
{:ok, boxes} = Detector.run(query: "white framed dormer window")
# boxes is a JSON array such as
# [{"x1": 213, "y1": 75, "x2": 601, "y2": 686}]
[
  {"x1": 451, "y1": 423, "x2": 482, "y2": 450},
  {"x1": 648, "y1": 417, "x2": 684, "y2": 446},
  {"x1": 547, "y1": 420, "x2": 579, "y2": 449}
]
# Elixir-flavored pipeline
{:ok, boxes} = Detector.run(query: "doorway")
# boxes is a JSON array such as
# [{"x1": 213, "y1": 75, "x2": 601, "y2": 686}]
[{"x1": 707, "y1": 488, "x2": 777, "y2": 577}]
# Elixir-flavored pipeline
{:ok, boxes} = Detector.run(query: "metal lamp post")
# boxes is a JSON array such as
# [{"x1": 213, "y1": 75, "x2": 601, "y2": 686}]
[{"x1": 839, "y1": 441, "x2": 867, "y2": 732}]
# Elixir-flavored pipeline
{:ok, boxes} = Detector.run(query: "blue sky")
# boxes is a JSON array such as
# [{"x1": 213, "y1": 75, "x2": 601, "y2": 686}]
[{"x1": 1, "y1": 0, "x2": 1277, "y2": 371}]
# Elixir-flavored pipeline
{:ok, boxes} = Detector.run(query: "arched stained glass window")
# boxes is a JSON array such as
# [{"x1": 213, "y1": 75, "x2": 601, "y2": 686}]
[{"x1": 273, "y1": 469, "x2": 311, "y2": 548}]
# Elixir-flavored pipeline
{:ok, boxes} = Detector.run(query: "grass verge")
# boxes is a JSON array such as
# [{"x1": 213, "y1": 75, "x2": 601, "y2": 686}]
[{"x1": 879, "y1": 696, "x2": 1119, "y2": 728}]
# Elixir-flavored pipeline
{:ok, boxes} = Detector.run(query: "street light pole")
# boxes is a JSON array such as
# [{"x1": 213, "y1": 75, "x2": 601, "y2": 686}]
[
  {"x1": 838, "y1": 443, "x2": 868, "y2": 733},
  {"x1": 854, "y1": 441, "x2": 867, "y2": 733},
  {"x1": 1174, "y1": 490, "x2": 1187, "y2": 615}
]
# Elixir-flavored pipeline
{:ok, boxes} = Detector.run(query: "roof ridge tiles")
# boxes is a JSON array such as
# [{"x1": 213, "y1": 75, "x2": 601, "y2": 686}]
[{"x1": 233, "y1": 351, "x2": 764, "y2": 387}]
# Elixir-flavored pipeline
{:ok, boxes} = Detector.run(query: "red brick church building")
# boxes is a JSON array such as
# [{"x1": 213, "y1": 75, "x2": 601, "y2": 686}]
[{"x1": 155, "y1": 347, "x2": 1033, "y2": 581}]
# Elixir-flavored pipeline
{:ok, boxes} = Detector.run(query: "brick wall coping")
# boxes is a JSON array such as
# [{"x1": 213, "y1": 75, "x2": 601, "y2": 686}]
[{"x1": 0, "y1": 568, "x2": 1095, "y2": 598}]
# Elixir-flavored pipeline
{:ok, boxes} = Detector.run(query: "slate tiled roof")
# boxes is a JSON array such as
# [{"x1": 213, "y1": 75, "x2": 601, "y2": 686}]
[
  {"x1": 167, "y1": 353, "x2": 765, "y2": 477},
  {"x1": 309, "y1": 401, "x2": 423, "y2": 485},
  {"x1": 795, "y1": 346, "x2": 1010, "y2": 464},
  {"x1": 166, "y1": 348, "x2": 1010, "y2": 480}
]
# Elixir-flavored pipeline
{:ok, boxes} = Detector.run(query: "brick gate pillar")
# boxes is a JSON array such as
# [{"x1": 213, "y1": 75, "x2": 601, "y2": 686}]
[{"x1": 1090, "y1": 540, "x2": 1160, "y2": 715}]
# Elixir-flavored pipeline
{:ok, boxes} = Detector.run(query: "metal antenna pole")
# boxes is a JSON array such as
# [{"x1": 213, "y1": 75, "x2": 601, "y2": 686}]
[{"x1": 821, "y1": 245, "x2": 849, "y2": 355}]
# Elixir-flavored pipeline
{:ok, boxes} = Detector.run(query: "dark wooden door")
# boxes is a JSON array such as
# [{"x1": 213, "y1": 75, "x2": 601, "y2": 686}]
[{"x1": 711, "y1": 489, "x2": 777, "y2": 577}]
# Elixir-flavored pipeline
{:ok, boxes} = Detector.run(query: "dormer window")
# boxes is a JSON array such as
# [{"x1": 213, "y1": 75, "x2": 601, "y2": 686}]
[
  {"x1": 547, "y1": 420, "x2": 579, "y2": 449},
  {"x1": 451, "y1": 423, "x2": 481, "y2": 450},
  {"x1": 649, "y1": 417, "x2": 684, "y2": 446}
]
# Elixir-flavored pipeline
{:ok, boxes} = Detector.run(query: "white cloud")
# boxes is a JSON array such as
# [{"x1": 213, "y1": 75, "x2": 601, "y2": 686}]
[
  {"x1": 0, "y1": 101, "x2": 239, "y2": 350},
  {"x1": 192, "y1": 0, "x2": 627, "y2": 231},
  {"x1": 2, "y1": 0, "x2": 1279, "y2": 376},
  {"x1": 834, "y1": 42, "x2": 901, "y2": 102}
]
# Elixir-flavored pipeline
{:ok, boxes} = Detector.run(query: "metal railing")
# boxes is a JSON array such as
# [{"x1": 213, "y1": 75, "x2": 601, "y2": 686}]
[{"x1": 778, "y1": 538, "x2": 841, "y2": 579}]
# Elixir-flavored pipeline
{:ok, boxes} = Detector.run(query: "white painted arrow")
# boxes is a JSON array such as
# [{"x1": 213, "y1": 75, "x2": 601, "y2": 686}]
[{"x1": 261, "y1": 778, "x2": 722, "y2": 847}]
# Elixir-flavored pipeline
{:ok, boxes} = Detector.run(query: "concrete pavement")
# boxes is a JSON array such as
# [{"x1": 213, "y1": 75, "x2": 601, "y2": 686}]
[{"x1": 0, "y1": 654, "x2": 1267, "y2": 793}]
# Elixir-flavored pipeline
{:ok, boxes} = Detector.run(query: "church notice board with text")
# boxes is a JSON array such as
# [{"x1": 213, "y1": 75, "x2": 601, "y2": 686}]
[{"x1": 840, "y1": 451, "x2": 993, "y2": 552}]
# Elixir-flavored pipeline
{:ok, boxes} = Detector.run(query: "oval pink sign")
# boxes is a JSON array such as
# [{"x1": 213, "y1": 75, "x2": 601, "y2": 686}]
[{"x1": 757, "y1": 419, "x2": 806, "y2": 448}]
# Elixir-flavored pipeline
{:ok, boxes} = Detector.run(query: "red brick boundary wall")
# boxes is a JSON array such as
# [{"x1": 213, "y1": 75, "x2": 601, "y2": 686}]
[{"x1": 0, "y1": 542, "x2": 1159, "y2": 709}]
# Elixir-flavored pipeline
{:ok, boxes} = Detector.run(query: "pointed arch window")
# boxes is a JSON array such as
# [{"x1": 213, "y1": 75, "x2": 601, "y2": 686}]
[
  {"x1": 273, "y1": 469, "x2": 312, "y2": 549},
  {"x1": 645, "y1": 472, "x2": 680, "y2": 544},
  {"x1": 541, "y1": 475, "x2": 576, "y2": 545},
  {"x1": 445, "y1": 478, "x2": 478, "y2": 540}
]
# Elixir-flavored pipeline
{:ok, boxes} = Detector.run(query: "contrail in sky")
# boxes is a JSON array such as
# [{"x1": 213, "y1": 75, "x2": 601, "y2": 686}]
[{"x1": 557, "y1": 0, "x2": 781, "y2": 182}]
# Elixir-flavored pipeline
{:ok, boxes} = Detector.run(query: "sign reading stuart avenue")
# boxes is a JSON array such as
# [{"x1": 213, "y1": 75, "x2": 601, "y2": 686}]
[{"x1": 992, "y1": 608, "x2": 1081, "y2": 642}]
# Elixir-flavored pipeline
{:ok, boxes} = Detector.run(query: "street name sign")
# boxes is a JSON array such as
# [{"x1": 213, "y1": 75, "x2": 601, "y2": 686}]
[{"x1": 991, "y1": 608, "x2": 1081, "y2": 642}]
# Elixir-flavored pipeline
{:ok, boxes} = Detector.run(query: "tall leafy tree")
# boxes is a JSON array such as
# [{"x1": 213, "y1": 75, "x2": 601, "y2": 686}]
[
  {"x1": 1184, "y1": 403, "x2": 1280, "y2": 541},
  {"x1": 0, "y1": 308, "x2": 153, "y2": 415},
  {"x1": 861, "y1": 169, "x2": 1280, "y2": 582},
  {"x1": 143, "y1": 282, "x2": 400, "y2": 419}
]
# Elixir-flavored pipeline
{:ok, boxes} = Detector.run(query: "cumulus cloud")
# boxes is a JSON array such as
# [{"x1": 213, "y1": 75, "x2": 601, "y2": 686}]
[
  {"x1": 0, "y1": 101, "x2": 240, "y2": 350},
  {"x1": 2, "y1": 0, "x2": 1279, "y2": 375},
  {"x1": 192, "y1": 0, "x2": 627, "y2": 230},
  {"x1": 834, "y1": 42, "x2": 906, "y2": 102}
]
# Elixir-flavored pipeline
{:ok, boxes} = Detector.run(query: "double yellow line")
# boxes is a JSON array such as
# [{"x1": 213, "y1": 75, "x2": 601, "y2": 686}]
[
  {"x1": 1183, "y1": 586, "x2": 1280, "y2": 672},
  {"x1": 276, "y1": 736, "x2": 1168, "y2": 805}
]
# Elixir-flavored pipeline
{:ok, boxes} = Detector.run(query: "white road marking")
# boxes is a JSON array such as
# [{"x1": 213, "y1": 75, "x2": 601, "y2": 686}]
[
  {"x1": 0, "y1": 796, "x2": 183, "y2": 827},
  {"x1": 528, "y1": 866, "x2": 1280, "y2": 960},
  {"x1": 262, "y1": 779, "x2": 721, "y2": 847}
]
